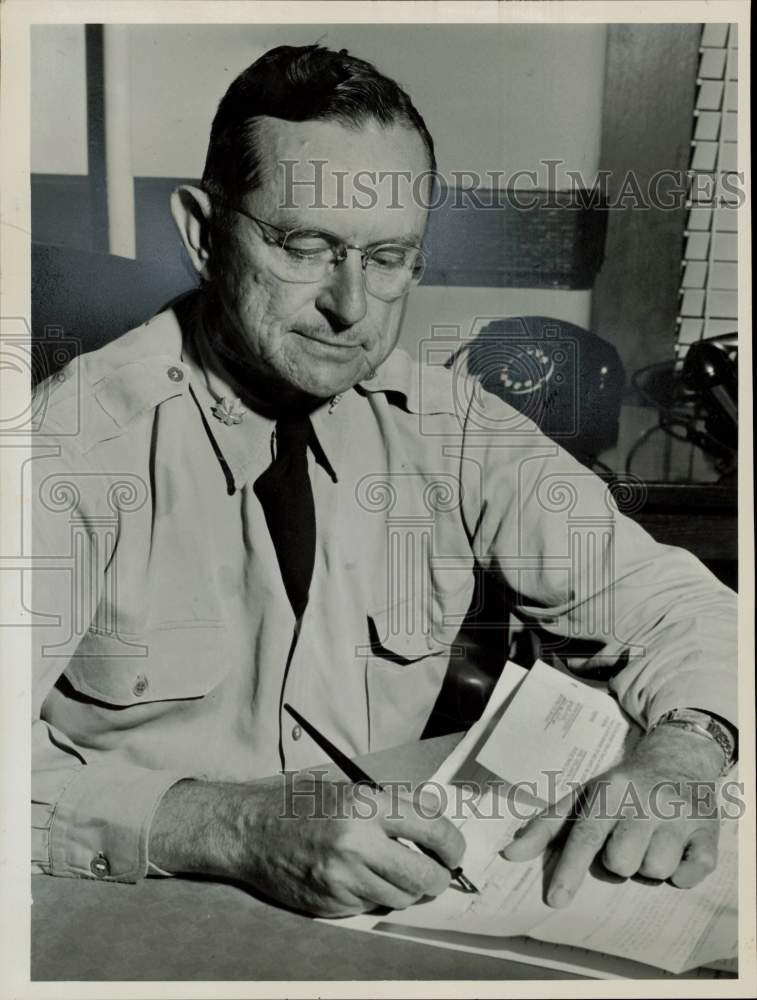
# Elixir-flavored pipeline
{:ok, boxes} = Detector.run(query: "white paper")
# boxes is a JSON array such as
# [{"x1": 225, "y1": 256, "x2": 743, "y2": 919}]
[
  {"x1": 385, "y1": 660, "x2": 738, "y2": 974},
  {"x1": 475, "y1": 658, "x2": 640, "y2": 805},
  {"x1": 330, "y1": 660, "x2": 738, "y2": 977},
  {"x1": 529, "y1": 816, "x2": 738, "y2": 973},
  {"x1": 432, "y1": 660, "x2": 530, "y2": 787},
  {"x1": 359, "y1": 923, "x2": 736, "y2": 981}
]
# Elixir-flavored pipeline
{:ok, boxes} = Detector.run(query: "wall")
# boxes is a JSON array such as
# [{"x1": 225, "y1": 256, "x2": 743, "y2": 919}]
[
  {"x1": 31, "y1": 23, "x2": 608, "y2": 345},
  {"x1": 123, "y1": 24, "x2": 606, "y2": 185},
  {"x1": 30, "y1": 25, "x2": 87, "y2": 175},
  {"x1": 126, "y1": 23, "x2": 607, "y2": 344}
]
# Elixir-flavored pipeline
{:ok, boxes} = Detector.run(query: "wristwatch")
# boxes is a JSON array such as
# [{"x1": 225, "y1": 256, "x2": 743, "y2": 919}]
[{"x1": 649, "y1": 708, "x2": 738, "y2": 776}]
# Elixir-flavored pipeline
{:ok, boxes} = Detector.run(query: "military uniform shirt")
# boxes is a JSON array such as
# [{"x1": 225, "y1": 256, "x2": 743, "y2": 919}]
[{"x1": 30, "y1": 297, "x2": 738, "y2": 882}]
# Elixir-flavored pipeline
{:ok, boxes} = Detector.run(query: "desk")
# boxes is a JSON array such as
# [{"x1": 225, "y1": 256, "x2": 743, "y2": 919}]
[{"x1": 31, "y1": 734, "x2": 585, "y2": 982}]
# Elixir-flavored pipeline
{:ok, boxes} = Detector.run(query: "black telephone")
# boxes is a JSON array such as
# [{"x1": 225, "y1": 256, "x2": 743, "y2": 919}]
[
  {"x1": 446, "y1": 316, "x2": 626, "y2": 469},
  {"x1": 681, "y1": 332, "x2": 738, "y2": 451}
]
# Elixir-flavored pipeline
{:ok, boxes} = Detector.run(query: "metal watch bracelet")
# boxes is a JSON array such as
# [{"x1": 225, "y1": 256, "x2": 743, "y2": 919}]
[{"x1": 648, "y1": 708, "x2": 737, "y2": 776}]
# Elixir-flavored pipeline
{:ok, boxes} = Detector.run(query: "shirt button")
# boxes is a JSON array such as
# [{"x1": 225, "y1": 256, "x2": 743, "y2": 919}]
[
  {"x1": 55, "y1": 371, "x2": 67, "y2": 383},
  {"x1": 291, "y1": 725, "x2": 302, "y2": 741},
  {"x1": 90, "y1": 853, "x2": 110, "y2": 878},
  {"x1": 166, "y1": 365, "x2": 184, "y2": 382},
  {"x1": 133, "y1": 674, "x2": 149, "y2": 697}
]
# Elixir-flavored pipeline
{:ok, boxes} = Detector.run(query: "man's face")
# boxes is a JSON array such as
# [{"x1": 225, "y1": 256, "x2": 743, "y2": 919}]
[{"x1": 208, "y1": 116, "x2": 430, "y2": 401}]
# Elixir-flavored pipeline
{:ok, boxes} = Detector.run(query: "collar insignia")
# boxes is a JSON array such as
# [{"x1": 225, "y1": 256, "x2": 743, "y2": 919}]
[{"x1": 211, "y1": 396, "x2": 247, "y2": 426}]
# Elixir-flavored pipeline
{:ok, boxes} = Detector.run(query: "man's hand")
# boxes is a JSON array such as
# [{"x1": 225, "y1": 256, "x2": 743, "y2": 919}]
[
  {"x1": 503, "y1": 724, "x2": 724, "y2": 908},
  {"x1": 149, "y1": 773, "x2": 465, "y2": 917}
]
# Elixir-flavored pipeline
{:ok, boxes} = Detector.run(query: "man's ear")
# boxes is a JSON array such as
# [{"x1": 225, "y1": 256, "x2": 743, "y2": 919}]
[{"x1": 170, "y1": 185, "x2": 214, "y2": 280}]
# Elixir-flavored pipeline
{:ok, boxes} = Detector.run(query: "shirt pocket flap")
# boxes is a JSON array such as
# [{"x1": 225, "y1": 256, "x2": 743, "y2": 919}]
[
  {"x1": 65, "y1": 625, "x2": 230, "y2": 706},
  {"x1": 367, "y1": 601, "x2": 462, "y2": 663}
]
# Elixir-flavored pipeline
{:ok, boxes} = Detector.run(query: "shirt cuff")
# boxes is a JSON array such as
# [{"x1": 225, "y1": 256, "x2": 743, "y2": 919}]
[
  {"x1": 146, "y1": 860, "x2": 176, "y2": 878},
  {"x1": 645, "y1": 668, "x2": 738, "y2": 734},
  {"x1": 46, "y1": 763, "x2": 188, "y2": 882}
]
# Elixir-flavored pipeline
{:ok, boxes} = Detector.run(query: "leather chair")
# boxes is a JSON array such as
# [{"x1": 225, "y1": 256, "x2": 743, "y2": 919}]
[{"x1": 31, "y1": 243, "x2": 198, "y2": 384}]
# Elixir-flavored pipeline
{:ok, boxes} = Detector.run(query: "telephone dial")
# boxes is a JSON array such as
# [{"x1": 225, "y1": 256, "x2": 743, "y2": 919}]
[{"x1": 446, "y1": 316, "x2": 626, "y2": 469}]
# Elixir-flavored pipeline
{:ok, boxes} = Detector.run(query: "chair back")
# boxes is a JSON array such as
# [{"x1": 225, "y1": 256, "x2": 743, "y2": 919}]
[{"x1": 31, "y1": 243, "x2": 198, "y2": 384}]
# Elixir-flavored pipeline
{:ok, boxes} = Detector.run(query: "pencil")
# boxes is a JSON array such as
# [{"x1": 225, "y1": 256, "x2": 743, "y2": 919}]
[{"x1": 283, "y1": 702, "x2": 479, "y2": 894}]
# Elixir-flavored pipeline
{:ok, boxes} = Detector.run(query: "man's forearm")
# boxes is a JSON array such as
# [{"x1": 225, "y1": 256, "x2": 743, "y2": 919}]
[
  {"x1": 148, "y1": 776, "x2": 280, "y2": 879},
  {"x1": 148, "y1": 772, "x2": 466, "y2": 918}
]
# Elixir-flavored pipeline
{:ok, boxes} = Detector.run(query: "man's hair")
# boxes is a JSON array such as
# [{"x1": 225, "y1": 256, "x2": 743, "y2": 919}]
[{"x1": 201, "y1": 44, "x2": 436, "y2": 205}]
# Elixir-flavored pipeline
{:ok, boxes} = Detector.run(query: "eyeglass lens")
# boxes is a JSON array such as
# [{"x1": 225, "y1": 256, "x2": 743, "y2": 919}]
[{"x1": 270, "y1": 231, "x2": 425, "y2": 300}]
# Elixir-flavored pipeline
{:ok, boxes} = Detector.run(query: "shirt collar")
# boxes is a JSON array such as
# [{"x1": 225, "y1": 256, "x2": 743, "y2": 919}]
[
  {"x1": 354, "y1": 344, "x2": 454, "y2": 416},
  {"x1": 177, "y1": 295, "x2": 341, "y2": 492}
]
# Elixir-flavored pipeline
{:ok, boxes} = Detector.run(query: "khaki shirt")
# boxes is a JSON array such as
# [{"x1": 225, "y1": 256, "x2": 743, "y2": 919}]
[{"x1": 31, "y1": 296, "x2": 737, "y2": 882}]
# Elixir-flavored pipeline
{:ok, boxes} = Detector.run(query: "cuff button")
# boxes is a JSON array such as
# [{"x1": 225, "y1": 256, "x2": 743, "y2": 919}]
[{"x1": 90, "y1": 852, "x2": 110, "y2": 878}]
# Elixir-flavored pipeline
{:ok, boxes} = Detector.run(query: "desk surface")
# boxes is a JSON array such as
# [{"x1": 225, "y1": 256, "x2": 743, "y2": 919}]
[{"x1": 32, "y1": 734, "x2": 586, "y2": 983}]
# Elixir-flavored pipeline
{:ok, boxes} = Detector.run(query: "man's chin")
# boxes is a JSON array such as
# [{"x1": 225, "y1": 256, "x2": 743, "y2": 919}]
[
  {"x1": 284, "y1": 356, "x2": 372, "y2": 401},
  {"x1": 294, "y1": 373, "x2": 363, "y2": 401}
]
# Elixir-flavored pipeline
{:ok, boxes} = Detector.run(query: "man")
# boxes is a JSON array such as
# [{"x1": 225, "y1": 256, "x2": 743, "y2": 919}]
[{"x1": 32, "y1": 45, "x2": 737, "y2": 919}]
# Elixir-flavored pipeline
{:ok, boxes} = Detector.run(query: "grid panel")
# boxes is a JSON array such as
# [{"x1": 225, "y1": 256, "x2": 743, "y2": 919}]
[{"x1": 675, "y1": 23, "x2": 738, "y2": 364}]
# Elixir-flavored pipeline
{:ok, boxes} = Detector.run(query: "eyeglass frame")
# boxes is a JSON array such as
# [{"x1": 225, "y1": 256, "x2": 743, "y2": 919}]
[{"x1": 217, "y1": 201, "x2": 428, "y2": 299}]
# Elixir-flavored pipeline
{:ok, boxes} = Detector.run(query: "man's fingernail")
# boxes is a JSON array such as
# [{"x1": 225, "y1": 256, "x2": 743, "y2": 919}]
[{"x1": 548, "y1": 884, "x2": 571, "y2": 907}]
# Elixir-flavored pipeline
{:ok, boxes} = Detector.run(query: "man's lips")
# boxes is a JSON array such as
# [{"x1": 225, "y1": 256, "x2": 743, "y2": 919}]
[{"x1": 292, "y1": 329, "x2": 364, "y2": 351}]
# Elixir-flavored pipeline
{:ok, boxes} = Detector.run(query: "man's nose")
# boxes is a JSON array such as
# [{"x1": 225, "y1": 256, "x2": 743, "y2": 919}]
[{"x1": 315, "y1": 252, "x2": 368, "y2": 329}]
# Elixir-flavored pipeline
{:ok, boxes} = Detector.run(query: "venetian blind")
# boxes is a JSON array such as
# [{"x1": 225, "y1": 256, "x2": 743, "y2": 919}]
[{"x1": 676, "y1": 22, "x2": 738, "y2": 362}]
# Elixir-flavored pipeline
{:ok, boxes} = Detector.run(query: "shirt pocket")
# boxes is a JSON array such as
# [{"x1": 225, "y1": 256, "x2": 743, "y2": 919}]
[
  {"x1": 365, "y1": 600, "x2": 461, "y2": 751},
  {"x1": 64, "y1": 624, "x2": 231, "y2": 707}
]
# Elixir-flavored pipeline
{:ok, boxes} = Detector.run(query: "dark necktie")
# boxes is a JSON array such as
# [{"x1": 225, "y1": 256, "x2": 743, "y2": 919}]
[{"x1": 253, "y1": 414, "x2": 316, "y2": 619}]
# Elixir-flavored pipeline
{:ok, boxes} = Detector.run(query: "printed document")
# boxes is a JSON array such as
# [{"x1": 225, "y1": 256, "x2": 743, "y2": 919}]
[{"x1": 341, "y1": 660, "x2": 738, "y2": 976}]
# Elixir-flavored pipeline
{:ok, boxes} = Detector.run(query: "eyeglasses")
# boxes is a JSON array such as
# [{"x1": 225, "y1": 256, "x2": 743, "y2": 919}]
[{"x1": 222, "y1": 203, "x2": 427, "y2": 302}]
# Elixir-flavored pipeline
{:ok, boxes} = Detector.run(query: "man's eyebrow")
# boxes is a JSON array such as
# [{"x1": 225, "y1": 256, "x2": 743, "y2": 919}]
[
  {"x1": 386, "y1": 233, "x2": 424, "y2": 246},
  {"x1": 270, "y1": 215, "x2": 424, "y2": 246}
]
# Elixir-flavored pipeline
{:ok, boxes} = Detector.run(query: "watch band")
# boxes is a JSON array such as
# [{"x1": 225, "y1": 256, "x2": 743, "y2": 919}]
[{"x1": 649, "y1": 708, "x2": 737, "y2": 776}]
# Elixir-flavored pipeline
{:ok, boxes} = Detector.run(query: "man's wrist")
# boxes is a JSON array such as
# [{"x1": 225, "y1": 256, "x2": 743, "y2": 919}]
[
  {"x1": 148, "y1": 775, "x2": 285, "y2": 881},
  {"x1": 646, "y1": 708, "x2": 737, "y2": 776},
  {"x1": 148, "y1": 778, "x2": 245, "y2": 878},
  {"x1": 638, "y1": 721, "x2": 726, "y2": 780}
]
